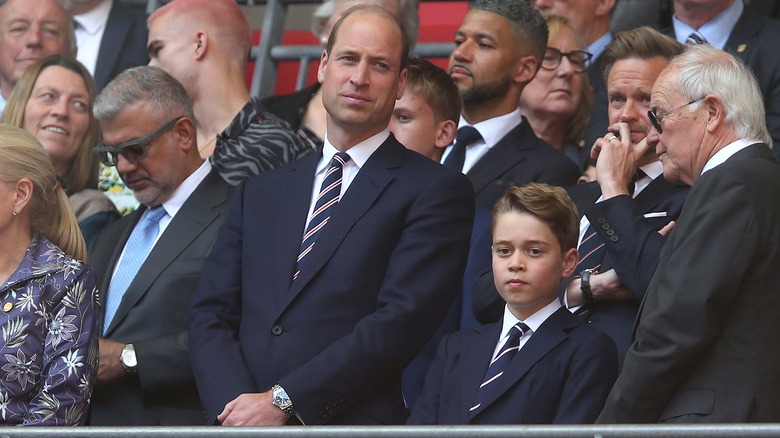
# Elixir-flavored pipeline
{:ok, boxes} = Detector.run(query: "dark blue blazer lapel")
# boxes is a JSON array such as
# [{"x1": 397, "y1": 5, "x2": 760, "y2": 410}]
[
  {"x1": 567, "y1": 181, "x2": 602, "y2": 217},
  {"x1": 725, "y1": 5, "x2": 760, "y2": 63},
  {"x1": 105, "y1": 169, "x2": 231, "y2": 335},
  {"x1": 458, "y1": 323, "x2": 501, "y2": 422},
  {"x1": 94, "y1": 2, "x2": 132, "y2": 90},
  {"x1": 466, "y1": 120, "x2": 535, "y2": 195},
  {"x1": 281, "y1": 137, "x2": 398, "y2": 310},
  {"x1": 468, "y1": 308, "x2": 574, "y2": 420}
]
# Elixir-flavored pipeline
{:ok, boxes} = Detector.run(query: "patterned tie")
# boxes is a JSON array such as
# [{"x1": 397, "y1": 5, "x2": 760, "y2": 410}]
[
  {"x1": 575, "y1": 221, "x2": 606, "y2": 276},
  {"x1": 469, "y1": 322, "x2": 530, "y2": 417},
  {"x1": 686, "y1": 31, "x2": 708, "y2": 45},
  {"x1": 443, "y1": 126, "x2": 481, "y2": 172},
  {"x1": 103, "y1": 206, "x2": 167, "y2": 334},
  {"x1": 294, "y1": 152, "x2": 351, "y2": 281}
]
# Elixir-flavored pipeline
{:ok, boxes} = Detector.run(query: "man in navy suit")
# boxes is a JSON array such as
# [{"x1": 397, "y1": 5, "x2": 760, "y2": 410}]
[
  {"x1": 560, "y1": 28, "x2": 689, "y2": 365},
  {"x1": 665, "y1": 0, "x2": 780, "y2": 157},
  {"x1": 444, "y1": 0, "x2": 579, "y2": 212},
  {"x1": 64, "y1": 0, "x2": 150, "y2": 91},
  {"x1": 188, "y1": 5, "x2": 474, "y2": 426},
  {"x1": 409, "y1": 183, "x2": 617, "y2": 425}
]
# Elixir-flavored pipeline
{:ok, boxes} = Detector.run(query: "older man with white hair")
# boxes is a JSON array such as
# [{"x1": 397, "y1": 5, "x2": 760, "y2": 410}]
[{"x1": 599, "y1": 44, "x2": 780, "y2": 423}]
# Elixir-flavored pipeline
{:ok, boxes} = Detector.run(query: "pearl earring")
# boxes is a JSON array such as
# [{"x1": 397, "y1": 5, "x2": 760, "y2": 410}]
[{"x1": 12, "y1": 210, "x2": 17, "y2": 216}]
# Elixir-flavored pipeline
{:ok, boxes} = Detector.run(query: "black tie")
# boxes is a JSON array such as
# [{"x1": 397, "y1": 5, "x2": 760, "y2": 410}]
[
  {"x1": 443, "y1": 126, "x2": 481, "y2": 172},
  {"x1": 627, "y1": 169, "x2": 647, "y2": 196}
]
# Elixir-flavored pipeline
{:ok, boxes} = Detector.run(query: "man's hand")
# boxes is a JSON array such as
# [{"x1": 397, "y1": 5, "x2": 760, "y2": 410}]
[
  {"x1": 658, "y1": 220, "x2": 676, "y2": 236},
  {"x1": 97, "y1": 339, "x2": 126, "y2": 384},
  {"x1": 566, "y1": 268, "x2": 635, "y2": 308},
  {"x1": 590, "y1": 122, "x2": 652, "y2": 200},
  {"x1": 218, "y1": 391, "x2": 288, "y2": 426}
]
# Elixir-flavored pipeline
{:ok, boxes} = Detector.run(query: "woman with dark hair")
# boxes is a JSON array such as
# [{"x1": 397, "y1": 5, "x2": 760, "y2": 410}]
[
  {"x1": 1, "y1": 55, "x2": 118, "y2": 245},
  {"x1": 0, "y1": 124, "x2": 99, "y2": 425}
]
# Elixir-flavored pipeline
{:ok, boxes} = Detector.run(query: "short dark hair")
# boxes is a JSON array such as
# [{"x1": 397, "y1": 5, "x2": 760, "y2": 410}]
[
  {"x1": 471, "y1": 0, "x2": 548, "y2": 63},
  {"x1": 492, "y1": 183, "x2": 579, "y2": 251},
  {"x1": 602, "y1": 26, "x2": 683, "y2": 84},
  {"x1": 326, "y1": 4, "x2": 410, "y2": 70},
  {"x1": 404, "y1": 58, "x2": 461, "y2": 123}
]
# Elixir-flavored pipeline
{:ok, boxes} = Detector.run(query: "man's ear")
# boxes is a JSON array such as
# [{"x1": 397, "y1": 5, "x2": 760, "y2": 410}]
[
  {"x1": 561, "y1": 247, "x2": 579, "y2": 279},
  {"x1": 434, "y1": 119, "x2": 457, "y2": 148},
  {"x1": 514, "y1": 55, "x2": 539, "y2": 85},
  {"x1": 396, "y1": 68, "x2": 408, "y2": 100},
  {"x1": 172, "y1": 117, "x2": 197, "y2": 152},
  {"x1": 194, "y1": 32, "x2": 208, "y2": 60},
  {"x1": 317, "y1": 50, "x2": 329, "y2": 84},
  {"x1": 595, "y1": 0, "x2": 617, "y2": 18},
  {"x1": 703, "y1": 95, "x2": 725, "y2": 133}
]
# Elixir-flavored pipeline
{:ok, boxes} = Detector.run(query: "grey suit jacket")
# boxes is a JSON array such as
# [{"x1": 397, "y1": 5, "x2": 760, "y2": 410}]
[
  {"x1": 88, "y1": 168, "x2": 233, "y2": 425},
  {"x1": 599, "y1": 144, "x2": 780, "y2": 423}
]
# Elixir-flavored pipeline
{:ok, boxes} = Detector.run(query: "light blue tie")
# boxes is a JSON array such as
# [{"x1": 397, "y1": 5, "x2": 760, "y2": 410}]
[{"x1": 103, "y1": 206, "x2": 167, "y2": 335}]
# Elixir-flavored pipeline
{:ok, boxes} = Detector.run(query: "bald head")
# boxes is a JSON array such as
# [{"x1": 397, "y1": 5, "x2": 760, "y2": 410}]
[{"x1": 0, "y1": 0, "x2": 75, "y2": 97}]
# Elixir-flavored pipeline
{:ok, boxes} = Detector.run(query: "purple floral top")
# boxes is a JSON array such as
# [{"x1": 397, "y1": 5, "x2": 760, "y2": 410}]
[{"x1": 0, "y1": 236, "x2": 99, "y2": 426}]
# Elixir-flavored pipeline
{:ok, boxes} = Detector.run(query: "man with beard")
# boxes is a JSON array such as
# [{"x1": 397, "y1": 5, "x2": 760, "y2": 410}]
[{"x1": 444, "y1": 0, "x2": 579, "y2": 211}]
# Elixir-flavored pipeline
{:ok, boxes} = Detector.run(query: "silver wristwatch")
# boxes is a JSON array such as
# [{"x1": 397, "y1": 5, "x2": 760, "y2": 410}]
[
  {"x1": 271, "y1": 384, "x2": 295, "y2": 418},
  {"x1": 119, "y1": 343, "x2": 138, "y2": 373}
]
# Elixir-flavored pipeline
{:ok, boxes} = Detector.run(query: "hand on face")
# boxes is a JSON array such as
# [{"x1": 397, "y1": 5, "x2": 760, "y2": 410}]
[{"x1": 590, "y1": 122, "x2": 651, "y2": 199}]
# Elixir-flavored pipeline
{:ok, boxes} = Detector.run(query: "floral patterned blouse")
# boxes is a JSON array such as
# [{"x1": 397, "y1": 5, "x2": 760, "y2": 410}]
[{"x1": 0, "y1": 236, "x2": 99, "y2": 426}]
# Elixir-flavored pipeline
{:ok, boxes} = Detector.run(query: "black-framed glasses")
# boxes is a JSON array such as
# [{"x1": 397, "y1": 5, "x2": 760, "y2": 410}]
[
  {"x1": 541, "y1": 48, "x2": 593, "y2": 73},
  {"x1": 93, "y1": 116, "x2": 183, "y2": 166},
  {"x1": 647, "y1": 97, "x2": 705, "y2": 134}
]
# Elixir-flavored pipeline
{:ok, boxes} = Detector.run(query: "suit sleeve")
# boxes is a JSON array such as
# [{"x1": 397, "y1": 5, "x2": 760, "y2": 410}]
[
  {"x1": 585, "y1": 194, "x2": 673, "y2": 297},
  {"x1": 279, "y1": 171, "x2": 475, "y2": 424},
  {"x1": 406, "y1": 334, "x2": 453, "y2": 425},
  {"x1": 598, "y1": 171, "x2": 762, "y2": 423},
  {"x1": 188, "y1": 182, "x2": 259, "y2": 421},
  {"x1": 552, "y1": 330, "x2": 618, "y2": 424}
]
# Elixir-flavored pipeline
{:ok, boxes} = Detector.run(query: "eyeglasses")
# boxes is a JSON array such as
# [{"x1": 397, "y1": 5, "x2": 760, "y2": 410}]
[
  {"x1": 647, "y1": 97, "x2": 705, "y2": 134},
  {"x1": 541, "y1": 48, "x2": 593, "y2": 73},
  {"x1": 93, "y1": 117, "x2": 183, "y2": 166}
]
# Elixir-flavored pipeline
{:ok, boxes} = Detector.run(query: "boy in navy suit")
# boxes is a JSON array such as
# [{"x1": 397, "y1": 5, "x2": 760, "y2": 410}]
[{"x1": 408, "y1": 183, "x2": 618, "y2": 424}]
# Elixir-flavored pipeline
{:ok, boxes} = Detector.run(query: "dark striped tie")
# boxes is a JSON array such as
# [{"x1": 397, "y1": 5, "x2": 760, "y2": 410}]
[
  {"x1": 469, "y1": 322, "x2": 529, "y2": 417},
  {"x1": 294, "y1": 152, "x2": 351, "y2": 281},
  {"x1": 576, "y1": 223, "x2": 606, "y2": 275}
]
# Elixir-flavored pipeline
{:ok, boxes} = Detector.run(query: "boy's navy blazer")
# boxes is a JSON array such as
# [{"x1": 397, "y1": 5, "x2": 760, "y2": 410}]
[{"x1": 408, "y1": 307, "x2": 618, "y2": 425}]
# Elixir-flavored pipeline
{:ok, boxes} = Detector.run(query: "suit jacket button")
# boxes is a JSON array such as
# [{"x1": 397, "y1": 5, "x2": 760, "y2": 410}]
[
  {"x1": 597, "y1": 217, "x2": 606, "y2": 224},
  {"x1": 601, "y1": 223, "x2": 610, "y2": 230},
  {"x1": 610, "y1": 235, "x2": 619, "y2": 242},
  {"x1": 271, "y1": 325, "x2": 283, "y2": 335},
  {"x1": 606, "y1": 229, "x2": 615, "y2": 236}
]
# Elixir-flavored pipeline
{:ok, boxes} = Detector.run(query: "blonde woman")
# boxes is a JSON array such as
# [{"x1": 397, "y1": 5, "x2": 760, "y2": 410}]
[{"x1": 0, "y1": 125, "x2": 98, "y2": 425}]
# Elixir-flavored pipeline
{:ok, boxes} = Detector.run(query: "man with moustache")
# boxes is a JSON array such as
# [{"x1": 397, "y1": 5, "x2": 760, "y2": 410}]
[
  {"x1": 188, "y1": 5, "x2": 474, "y2": 426},
  {"x1": 443, "y1": 0, "x2": 579, "y2": 212}
]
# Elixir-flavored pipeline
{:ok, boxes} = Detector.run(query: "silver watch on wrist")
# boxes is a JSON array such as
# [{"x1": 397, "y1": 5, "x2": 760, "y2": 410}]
[
  {"x1": 119, "y1": 343, "x2": 138, "y2": 373},
  {"x1": 271, "y1": 384, "x2": 295, "y2": 418}
]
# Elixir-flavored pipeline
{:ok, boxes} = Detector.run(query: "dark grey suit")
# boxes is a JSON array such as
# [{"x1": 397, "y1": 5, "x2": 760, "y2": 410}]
[
  {"x1": 599, "y1": 144, "x2": 780, "y2": 423},
  {"x1": 88, "y1": 168, "x2": 233, "y2": 425}
]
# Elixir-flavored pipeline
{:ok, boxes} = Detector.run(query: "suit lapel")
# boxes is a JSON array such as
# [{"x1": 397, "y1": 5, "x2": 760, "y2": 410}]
[
  {"x1": 458, "y1": 323, "x2": 501, "y2": 422},
  {"x1": 281, "y1": 138, "x2": 399, "y2": 310},
  {"x1": 105, "y1": 170, "x2": 229, "y2": 335},
  {"x1": 724, "y1": 6, "x2": 759, "y2": 63},
  {"x1": 466, "y1": 121, "x2": 535, "y2": 195},
  {"x1": 468, "y1": 309, "x2": 574, "y2": 420},
  {"x1": 94, "y1": 3, "x2": 130, "y2": 90}
]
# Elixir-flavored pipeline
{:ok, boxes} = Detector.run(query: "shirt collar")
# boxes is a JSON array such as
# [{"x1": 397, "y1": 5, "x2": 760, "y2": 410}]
[
  {"x1": 586, "y1": 32, "x2": 613, "y2": 66},
  {"x1": 672, "y1": 0, "x2": 743, "y2": 50},
  {"x1": 701, "y1": 138, "x2": 760, "y2": 175},
  {"x1": 160, "y1": 159, "x2": 211, "y2": 219},
  {"x1": 319, "y1": 129, "x2": 389, "y2": 175},
  {"x1": 640, "y1": 160, "x2": 664, "y2": 180},
  {"x1": 500, "y1": 299, "x2": 561, "y2": 339},
  {"x1": 73, "y1": 0, "x2": 112, "y2": 35},
  {"x1": 459, "y1": 108, "x2": 522, "y2": 151}
]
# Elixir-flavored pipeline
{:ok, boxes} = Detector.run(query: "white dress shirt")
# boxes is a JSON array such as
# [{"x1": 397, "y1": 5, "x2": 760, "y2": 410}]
[
  {"x1": 440, "y1": 108, "x2": 523, "y2": 174},
  {"x1": 73, "y1": 0, "x2": 113, "y2": 77},
  {"x1": 493, "y1": 299, "x2": 561, "y2": 360}
]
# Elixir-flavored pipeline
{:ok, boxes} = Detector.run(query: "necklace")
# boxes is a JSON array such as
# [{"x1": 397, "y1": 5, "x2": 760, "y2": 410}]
[{"x1": 199, "y1": 135, "x2": 218, "y2": 153}]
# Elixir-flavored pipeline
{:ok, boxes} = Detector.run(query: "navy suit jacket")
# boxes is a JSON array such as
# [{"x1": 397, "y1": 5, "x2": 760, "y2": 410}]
[
  {"x1": 189, "y1": 134, "x2": 475, "y2": 425},
  {"x1": 93, "y1": 1, "x2": 149, "y2": 91},
  {"x1": 584, "y1": 49, "x2": 610, "y2": 156},
  {"x1": 467, "y1": 117, "x2": 580, "y2": 211},
  {"x1": 408, "y1": 307, "x2": 618, "y2": 424},
  {"x1": 88, "y1": 168, "x2": 233, "y2": 425},
  {"x1": 565, "y1": 177, "x2": 688, "y2": 363}
]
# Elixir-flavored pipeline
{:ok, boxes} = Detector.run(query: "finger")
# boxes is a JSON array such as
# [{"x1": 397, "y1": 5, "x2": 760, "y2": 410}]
[
  {"x1": 618, "y1": 123, "x2": 631, "y2": 145},
  {"x1": 658, "y1": 221, "x2": 676, "y2": 236},
  {"x1": 633, "y1": 136, "x2": 652, "y2": 157},
  {"x1": 218, "y1": 400, "x2": 235, "y2": 423},
  {"x1": 590, "y1": 141, "x2": 603, "y2": 160}
]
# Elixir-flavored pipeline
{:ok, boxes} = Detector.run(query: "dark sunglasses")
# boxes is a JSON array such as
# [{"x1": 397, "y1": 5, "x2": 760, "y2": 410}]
[
  {"x1": 648, "y1": 97, "x2": 705, "y2": 134},
  {"x1": 541, "y1": 48, "x2": 593, "y2": 73},
  {"x1": 93, "y1": 117, "x2": 183, "y2": 166}
]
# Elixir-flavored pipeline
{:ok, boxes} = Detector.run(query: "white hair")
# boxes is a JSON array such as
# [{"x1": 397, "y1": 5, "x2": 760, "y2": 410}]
[{"x1": 671, "y1": 44, "x2": 771, "y2": 147}]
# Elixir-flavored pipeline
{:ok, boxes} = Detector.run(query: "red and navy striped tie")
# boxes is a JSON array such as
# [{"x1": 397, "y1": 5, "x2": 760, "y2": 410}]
[
  {"x1": 294, "y1": 152, "x2": 351, "y2": 281},
  {"x1": 469, "y1": 322, "x2": 529, "y2": 417}
]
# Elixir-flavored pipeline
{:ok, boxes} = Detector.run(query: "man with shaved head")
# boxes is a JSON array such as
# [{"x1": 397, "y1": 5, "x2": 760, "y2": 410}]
[
  {"x1": 0, "y1": 0, "x2": 75, "y2": 114},
  {"x1": 147, "y1": 0, "x2": 313, "y2": 186}
]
